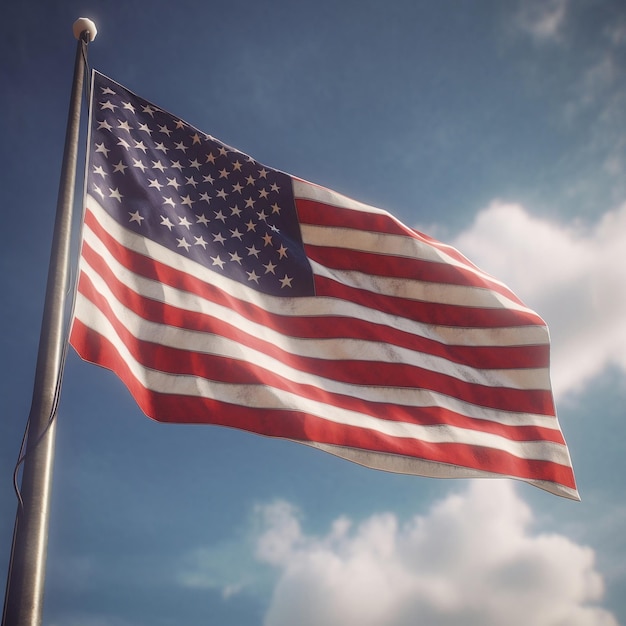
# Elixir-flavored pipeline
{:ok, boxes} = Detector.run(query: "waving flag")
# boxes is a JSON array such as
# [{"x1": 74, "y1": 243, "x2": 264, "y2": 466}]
[{"x1": 70, "y1": 71, "x2": 578, "y2": 499}]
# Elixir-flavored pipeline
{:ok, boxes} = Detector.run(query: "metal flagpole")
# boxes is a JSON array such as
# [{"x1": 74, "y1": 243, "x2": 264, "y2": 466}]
[{"x1": 2, "y1": 18, "x2": 97, "y2": 626}]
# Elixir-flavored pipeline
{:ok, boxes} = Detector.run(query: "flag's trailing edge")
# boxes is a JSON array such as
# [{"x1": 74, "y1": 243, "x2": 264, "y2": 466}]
[{"x1": 70, "y1": 71, "x2": 579, "y2": 500}]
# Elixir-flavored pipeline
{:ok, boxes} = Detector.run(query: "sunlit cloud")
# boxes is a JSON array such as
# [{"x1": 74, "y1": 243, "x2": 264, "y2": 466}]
[
  {"x1": 453, "y1": 201, "x2": 626, "y2": 400},
  {"x1": 254, "y1": 482, "x2": 616, "y2": 626},
  {"x1": 513, "y1": 0, "x2": 570, "y2": 43}
]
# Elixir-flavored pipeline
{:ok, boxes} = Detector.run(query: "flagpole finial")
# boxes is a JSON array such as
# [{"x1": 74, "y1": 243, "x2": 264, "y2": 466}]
[{"x1": 73, "y1": 17, "x2": 97, "y2": 42}]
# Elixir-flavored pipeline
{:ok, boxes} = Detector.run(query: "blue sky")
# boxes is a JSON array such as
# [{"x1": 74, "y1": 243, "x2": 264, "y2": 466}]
[{"x1": 1, "y1": 1, "x2": 625, "y2": 624}]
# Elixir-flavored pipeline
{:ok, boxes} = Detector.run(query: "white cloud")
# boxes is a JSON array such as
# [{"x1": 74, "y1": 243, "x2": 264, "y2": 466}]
[
  {"x1": 513, "y1": 0, "x2": 570, "y2": 43},
  {"x1": 254, "y1": 482, "x2": 616, "y2": 626},
  {"x1": 452, "y1": 201, "x2": 626, "y2": 400},
  {"x1": 176, "y1": 539, "x2": 257, "y2": 599}
]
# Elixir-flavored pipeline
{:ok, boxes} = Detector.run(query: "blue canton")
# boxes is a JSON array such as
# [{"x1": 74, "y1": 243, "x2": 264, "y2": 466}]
[{"x1": 88, "y1": 72, "x2": 314, "y2": 297}]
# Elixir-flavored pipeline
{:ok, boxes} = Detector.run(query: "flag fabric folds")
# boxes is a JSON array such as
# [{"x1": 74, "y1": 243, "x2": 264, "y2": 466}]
[{"x1": 70, "y1": 71, "x2": 578, "y2": 499}]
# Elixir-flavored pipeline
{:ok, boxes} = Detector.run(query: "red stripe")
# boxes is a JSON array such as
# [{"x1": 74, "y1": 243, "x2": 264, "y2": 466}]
[
  {"x1": 69, "y1": 320, "x2": 576, "y2": 490},
  {"x1": 314, "y1": 274, "x2": 545, "y2": 328},
  {"x1": 297, "y1": 198, "x2": 511, "y2": 280},
  {"x1": 305, "y1": 244, "x2": 499, "y2": 286},
  {"x1": 84, "y1": 208, "x2": 549, "y2": 369},
  {"x1": 80, "y1": 241, "x2": 555, "y2": 415}
]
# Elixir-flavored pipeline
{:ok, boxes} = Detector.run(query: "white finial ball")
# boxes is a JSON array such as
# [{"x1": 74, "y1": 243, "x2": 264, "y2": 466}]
[{"x1": 73, "y1": 18, "x2": 97, "y2": 41}]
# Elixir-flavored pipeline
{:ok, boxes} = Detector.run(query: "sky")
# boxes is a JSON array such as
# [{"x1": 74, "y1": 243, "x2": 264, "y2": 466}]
[{"x1": 1, "y1": 0, "x2": 625, "y2": 624}]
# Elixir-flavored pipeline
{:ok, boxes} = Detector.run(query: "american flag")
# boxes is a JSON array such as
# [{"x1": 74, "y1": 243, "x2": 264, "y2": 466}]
[{"x1": 70, "y1": 71, "x2": 578, "y2": 499}]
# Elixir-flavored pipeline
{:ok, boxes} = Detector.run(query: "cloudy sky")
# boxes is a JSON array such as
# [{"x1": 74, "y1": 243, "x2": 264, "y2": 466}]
[{"x1": 1, "y1": 1, "x2": 625, "y2": 624}]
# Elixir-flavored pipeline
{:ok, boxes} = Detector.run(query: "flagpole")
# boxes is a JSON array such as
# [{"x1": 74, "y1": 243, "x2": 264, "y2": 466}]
[{"x1": 1, "y1": 19, "x2": 96, "y2": 626}]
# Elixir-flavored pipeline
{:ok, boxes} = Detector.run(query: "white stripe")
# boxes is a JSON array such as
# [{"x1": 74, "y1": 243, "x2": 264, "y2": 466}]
[
  {"x1": 309, "y1": 259, "x2": 532, "y2": 313},
  {"x1": 305, "y1": 442, "x2": 578, "y2": 500},
  {"x1": 301, "y1": 223, "x2": 515, "y2": 294},
  {"x1": 84, "y1": 196, "x2": 549, "y2": 349},
  {"x1": 73, "y1": 293, "x2": 571, "y2": 466}
]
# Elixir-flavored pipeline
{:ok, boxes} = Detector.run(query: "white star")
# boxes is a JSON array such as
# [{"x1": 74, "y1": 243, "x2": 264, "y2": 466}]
[
  {"x1": 138, "y1": 123, "x2": 152, "y2": 135},
  {"x1": 122, "y1": 101, "x2": 136, "y2": 113},
  {"x1": 259, "y1": 188, "x2": 269, "y2": 199},
  {"x1": 185, "y1": 176, "x2": 198, "y2": 188},
  {"x1": 162, "y1": 196, "x2": 176, "y2": 208},
  {"x1": 174, "y1": 141, "x2": 188, "y2": 153},
  {"x1": 246, "y1": 270, "x2": 260, "y2": 283},
  {"x1": 154, "y1": 142, "x2": 168, "y2": 153},
  {"x1": 113, "y1": 161, "x2": 128, "y2": 174},
  {"x1": 232, "y1": 160, "x2": 243, "y2": 171},
  {"x1": 257, "y1": 210, "x2": 268, "y2": 222},
  {"x1": 271, "y1": 203, "x2": 281, "y2": 214},
  {"x1": 218, "y1": 146, "x2": 228, "y2": 156},
  {"x1": 199, "y1": 192, "x2": 211, "y2": 203},
  {"x1": 203, "y1": 174, "x2": 215, "y2": 184},
  {"x1": 177, "y1": 237, "x2": 191, "y2": 251},
  {"x1": 230, "y1": 228, "x2": 243, "y2": 240},
  {"x1": 263, "y1": 261, "x2": 277, "y2": 274},
  {"x1": 142, "y1": 105, "x2": 157, "y2": 117},
  {"x1": 152, "y1": 160, "x2": 167, "y2": 172},
  {"x1": 167, "y1": 177, "x2": 181, "y2": 190},
  {"x1": 160, "y1": 216, "x2": 174, "y2": 230},
  {"x1": 148, "y1": 178, "x2": 163, "y2": 190},
  {"x1": 214, "y1": 210, "x2": 227, "y2": 222},
  {"x1": 244, "y1": 197, "x2": 255, "y2": 208},
  {"x1": 277, "y1": 245, "x2": 288, "y2": 259},
  {"x1": 230, "y1": 205, "x2": 242, "y2": 217},
  {"x1": 258, "y1": 168, "x2": 268, "y2": 178},
  {"x1": 97, "y1": 119, "x2": 113, "y2": 131},
  {"x1": 191, "y1": 133, "x2": 202, "y2": 145},
  {"x1": 129, "y1": 210, "x2": 144, "y2": 225},
  {"x1": 194, "y1": 235, "x2": 208, "y2": 249},
  {"x1": 175, "y1": 120, "x2": 186, "y2": 129},
  {"x1": 213, "y1": 232, "x2": 226, "y2": 244},
  {"x1": 206, "y1": 152, "x2": 217, "y2": 164},
  {"x1": 101, "y1": 86, "x2": 115, "y2": 95},
  {"x1": 93, "y1": 184, "x2": 105, "y2": 199},
  {"x1": 196, "y1": 213, "x2": 210, "y2": 226},
  {"x1": 117, "y1": 138, "x2": 131, "y2": 150},
  {"x1": 171, "y1": 160, "x2": 183, "y2": 171},
  {"x1": 245, "y1": 220, "x2": 256, "y2": 232},
  {"x1": 211, "y1": 255, "x2": 225, "y2": 269},
  {"x1": 229, "y1": 251, "x2": 242, "y2": 264},
  {"x1": 188, "y1": 158, "x2": 201, "y2": 169},
  {"x1": 181, "y1": 195, "x2": 194, "y2": 207},
  {"x1": 178, "y1": 216, "x2": 192, "y2": 229},
  {"x1": 232, "y1": 182, "x2": 243, "y2": 194},
  {"x1": 216, "y1": 189, "x2": 228, "y2": 200},
  {"x1": 245, "y1": 175, "x2": 255, "y2": 185},
  {"x1": 158, "y1": 124, "x2": 172, "y2": 136},
  {"x1": 246, "y1": 245, "x2": 260, "y2": 258},
  {"x1": 134, "y1": 140, "x2": 148, "y2": 153},
  {"x1": 279, "y1": 275, "x2": 293, "y2": 288},
  {"x1": 95, "y1": 142, "x2": 110, "y2": 157},
  {"x1": 117, "y1": 120, "x2": 132, "y2": 132},
  {"x1": 262, "y1": 233, "x2": 273, "y2": 246},
  {"x1": 132, "y1": 158, "x2": 147, "y2": 172},
  {"x1": 93, "y1": 165, "x2": 107, "y2": 178},
  {"x1": 100, "y1": 100, "x2": 117, "y2": 111},
  {"x1": 109, "y1": 188, "x2": 123, "y2": 202},
  {"x1": 219, "y1": 168, "x2": 229, "y2": 179},
  {"x1": 270, "y1": 183, "x2": 280, "y2": 192}
]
